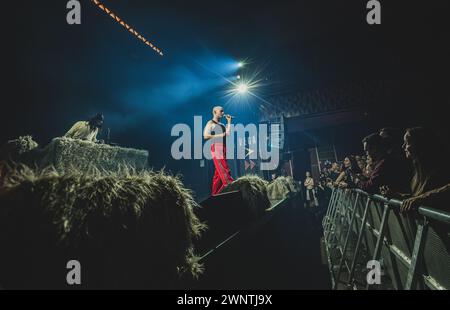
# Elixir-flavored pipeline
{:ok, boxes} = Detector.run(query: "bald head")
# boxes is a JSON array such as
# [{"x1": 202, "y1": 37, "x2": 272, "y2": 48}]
[
  {"x1": 212, "y1": 106, "x2": 225, "y2": 121},
  {"x1": 213, "y1": 106, "x2": 223, "y2": 116}
]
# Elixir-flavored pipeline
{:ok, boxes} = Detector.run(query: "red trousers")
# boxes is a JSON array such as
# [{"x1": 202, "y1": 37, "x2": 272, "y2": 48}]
[{"x1": 211, "y1": 143, "x2": 234, "y2": 195}]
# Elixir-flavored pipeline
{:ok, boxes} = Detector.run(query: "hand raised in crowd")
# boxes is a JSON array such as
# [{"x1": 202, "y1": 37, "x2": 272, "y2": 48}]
[{"x1": 380, "y1": 185, "x2": 390, "y2": 197}]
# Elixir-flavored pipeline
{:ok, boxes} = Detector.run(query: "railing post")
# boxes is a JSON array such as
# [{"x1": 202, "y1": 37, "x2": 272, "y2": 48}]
[
  {"x1": 405, "y1": 219, "x2": 428, "y2": 290},
  {"x1": 335, "y1": 191, "x2": 360, "y2": 288},
  {"x1": 323, "y1": 188, "x2": 337, "y2": 228},
  {"x1": 326, "y1": 190, "x2": 345, "y2": 246},
  {"x1": 347, "y1": 195, "x2": 372, "y2": 288},
  {"x1": 322, "y1": 187, "x2": 450, "y2": 291},
  {"x1": 334, "y1": 190, "x2": 356, "y2": 247},
  {"x1": 324, "y1": 190, "x2": 341, "y2": 243},
  {"x1": 322, "y1": 187, "x2": 339, "y2": 290},
  {"x1": 327, "y1": 191, "x2": 345, "y2": 247},
  {"x1": 323, "y1": 194, "x2": 333, "y2": 239},
  {"x1": 365, "y1": 203, "x2": 391, "y2": 290}
]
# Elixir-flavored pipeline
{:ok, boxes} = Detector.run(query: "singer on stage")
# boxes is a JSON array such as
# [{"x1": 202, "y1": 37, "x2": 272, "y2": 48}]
[{"x1": 203, "y1": 106, "x2": 234, "y2": 195}]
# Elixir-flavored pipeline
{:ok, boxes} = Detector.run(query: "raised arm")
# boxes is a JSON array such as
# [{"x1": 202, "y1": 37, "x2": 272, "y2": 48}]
[{"x1": 335, "y1": 171, "x2": 346, "y2": 184}]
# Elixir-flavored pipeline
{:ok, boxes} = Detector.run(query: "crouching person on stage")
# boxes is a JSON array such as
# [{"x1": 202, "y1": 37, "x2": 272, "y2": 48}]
[
  {"x1": 64, "y1": 113, "x2": 104, "y2": 143},
  {"x1": 203, "y1": 106, "x2": 234, "y2": 196}
]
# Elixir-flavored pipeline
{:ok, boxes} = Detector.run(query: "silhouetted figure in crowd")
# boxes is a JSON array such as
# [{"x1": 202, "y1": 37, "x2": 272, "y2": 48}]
[
  {"x1": 304, "y1": 171, "x2": 318, "y2": 208},
  {"x1": 400, "y1": 127, "x2": 450, "y2": 212},
  {"x1": 328, "y1": 162, "x2": 341, "y2": 182},
  {"x1": 380, "y1": 127, "x2": 404, "y2": 157},
  {"x1": 320, "y1": 167, "x2": 332, "y2": 185},
  {"x1": 379, "y1": 127, "x2": 413, "y2": 183},
  {"x1": 355, "y1": 155, "x2": 366, "y2": 173},
  {"x1": 271, "y1": 173, "x2": 278, "y2": 182},
  {"x1": 356, "y1": 133, "x2": 409, "y2": 194},
  {"x1": 334, "y1": 155, "x2": 362, "y2": 188}
]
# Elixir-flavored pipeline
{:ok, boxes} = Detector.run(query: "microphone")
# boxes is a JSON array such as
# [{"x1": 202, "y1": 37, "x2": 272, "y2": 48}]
[{"x1": 225, "y1": 114, "x2": 235, "y2": 119}]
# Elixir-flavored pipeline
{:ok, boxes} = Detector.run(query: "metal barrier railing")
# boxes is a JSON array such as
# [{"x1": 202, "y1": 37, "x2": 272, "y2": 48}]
[{"x1": 322, "y1": 188, "x2": 450, "y2": 290}]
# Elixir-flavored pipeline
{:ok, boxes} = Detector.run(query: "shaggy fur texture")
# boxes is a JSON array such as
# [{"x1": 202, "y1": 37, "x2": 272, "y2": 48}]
[
  {"x1": 0, "y1": 164, "x2": 206, "y2": 289},
  {"x1": 220, "y1": 175, "x2": 270, "y2": 219},
  {"x1": 40, "y1": 137, "x2": 149, "y2": 173},
  {"x1": 2, "y1": 135, "x2": 39, "y2": 155},
  {"x1": 1, "y1": 136, "x2": 149, "y2": 173},
  {"x1": 267, "y1": 176, "x2": 301, "y2": 202},
  {"x1": 0, "y1": 136, "x2": 39, "y2": 164}
]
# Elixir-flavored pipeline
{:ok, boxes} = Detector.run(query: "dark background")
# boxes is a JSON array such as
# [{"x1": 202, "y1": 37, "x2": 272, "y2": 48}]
[{"x1": 2, "y1": 0, "x2": 449, "y2": 196}]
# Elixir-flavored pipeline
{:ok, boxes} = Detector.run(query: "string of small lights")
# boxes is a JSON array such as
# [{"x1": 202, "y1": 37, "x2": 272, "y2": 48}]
[{"x1": 91, "y1": 0, "x2": 164, "y2": 56}]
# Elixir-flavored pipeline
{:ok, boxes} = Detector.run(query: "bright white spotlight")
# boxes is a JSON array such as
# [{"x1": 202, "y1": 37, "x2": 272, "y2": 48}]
[
  {"x1": 236, "y1": 75, "x2": 241, "y2": 80},
  {"x1": 238, "y1": 61, "x2": 244, "y2": 68},
  {"x1": 237, "y1": 83, "x2": 248, "y2": 94}
]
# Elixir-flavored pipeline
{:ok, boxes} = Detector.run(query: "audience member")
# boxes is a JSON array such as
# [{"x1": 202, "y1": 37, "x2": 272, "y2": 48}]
[
  {"x1": 400, "y1": 127, "x2": 450, "y2": 212},
  {"x1": 356, "y1": 133, "x2": 410, "y2": 194}
]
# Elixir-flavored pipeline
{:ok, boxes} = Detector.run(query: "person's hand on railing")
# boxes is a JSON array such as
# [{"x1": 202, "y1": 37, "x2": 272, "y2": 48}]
[
  {"x1": 380, "y1": 186, "x2": 411, "y2": 200},
  {"x1": 398, "y1": 193, "x2": 412, "y2": 199},
  {"x1": 401, "y1": 196, "x2": 425, "y2": 213}
]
